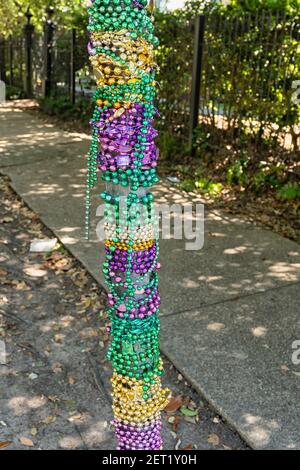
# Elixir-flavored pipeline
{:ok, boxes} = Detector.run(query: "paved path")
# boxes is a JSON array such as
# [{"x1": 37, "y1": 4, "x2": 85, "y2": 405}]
[
  {"x1": 0, "y1": 174, "x2": 247, "y2": 450},
  {"x1": 1, "y1": 102, "x2": 300, "y2": 449}
]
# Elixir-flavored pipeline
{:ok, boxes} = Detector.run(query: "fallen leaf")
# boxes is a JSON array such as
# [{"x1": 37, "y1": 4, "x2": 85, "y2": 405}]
[
  {"x1": 71, "y1": 270, "x2": 88, "y2": 287},
  {"x1": 164, "y1": 395, "x2": 183, "y2": 413},
  {"x1": 55, "y1": 259, "x2": 72, "y2": 271},
  {"x1": 44, "y1": 251, "x2": 63, "y2": 262},
  {"x1": 207, "y1": 433, "x2": 220, "y2": 446},
  {"x1": 172, "y1": 415, "x2": 182, "y2": 432},
  {"x1": 68, "y1": 376, "x2": 76, "y2": 385},
  {"x1": 42, "y1": 416, "x2": 56, "y2": 425},
  {"x1": 1, "y1": 216, "x2": 13, "y2": 223},
  {"x1": 28, "y1": 372, "x2": 38, "y2": 380},
  {"x1": 207, "y1": 322, "x2": 225, "y2": 331},
  {"x1": 175, "y1": 439, "x2": 181, "y2": 450},
  {"x1": 182, "y1": 444, "x2": 194, "y2": 450},
  {"x1": 12, "y1": 280, "x2": 30, "y2": 290},
  {"x1": 63, "y1": 399, "x2": 76, "y2": 408},
  {"x1": 184, "y1": 416, "x2": 197, "y2": 424},
  {"x1": 180, "y1": 406, "x2": 198, "y2": 417},
  {"x1": 24, "y1": 266, "x2": 47, "y2": 278},
  {"x1": 0, "y1": 441, "x2": 12, "y2": 449},
  {"x1": 292, "y1": 371, "x2": 300, "y2": 377},
  {"x1": 48, "y1": 395, "x2": 60, "y2": 403},
  {"x1": 80, "y1": 327, "x2": 98, "y2": 338},
  {"x1": 51, "y1": 362, "x2": 63, "y2": 374},
  {"x1": 54, "y1": 334, "x2": 64, "y2": 344},
  {"x1": 20, "y1": 437, "x2": 34, "y2": 447},
  {"x1": 30, "y1": 427, "x2": 38, "y2": 436},
  {"x1": 68, "y1": 414, "x2": 82, "y2": 422}
]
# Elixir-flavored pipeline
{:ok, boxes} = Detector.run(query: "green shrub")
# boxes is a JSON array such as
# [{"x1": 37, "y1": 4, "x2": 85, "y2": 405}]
[
  {"x1": 155, "y1": 0, "x2": 300, "y2": 155},
  {"x1": 277, "y1": 181, "x2": 300, "y2": 200},
  {"x1": 6, "y1": 85, "x2": 26, "y2": 100},
  {"x1": 39, "y1": 94, "x2": 92, "y2": 121},
  {"x1": 180, "y1": 177, "x2": 223, "y2": 195},
  {"x1": 227, "y1": 156, "x2": 250, "y2": 186}
]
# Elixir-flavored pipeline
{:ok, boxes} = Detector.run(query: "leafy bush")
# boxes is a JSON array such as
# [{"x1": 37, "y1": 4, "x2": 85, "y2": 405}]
[
  {"x1": 277, "y1": 181, "x2": 300, "y2": 200},
  {"x1": 6, "y1": 85, "x2": 26, "y2": 100},
  {"x1": 226, "y1": 156, "x2": 250, "y2": 186},
  {"x1": 39, "y1": 94, "x2": 92, "y2": 122},
  {"x1": 180, "y1": 177, "x2": 223, "y2": 195},
  {"x1": 155, "y1": 0, "x2": 300, "y2": 151}
]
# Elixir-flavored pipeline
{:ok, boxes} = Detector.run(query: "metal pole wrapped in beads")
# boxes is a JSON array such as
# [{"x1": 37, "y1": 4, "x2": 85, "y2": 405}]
[{"x1": 85, "y1": 0, "x2": 170, "y2": 450}]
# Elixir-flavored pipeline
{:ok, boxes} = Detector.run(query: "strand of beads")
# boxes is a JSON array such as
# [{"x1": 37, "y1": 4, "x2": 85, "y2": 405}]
[{"x1": 86, "y1": 0, "x2": 170, "y2": 450}]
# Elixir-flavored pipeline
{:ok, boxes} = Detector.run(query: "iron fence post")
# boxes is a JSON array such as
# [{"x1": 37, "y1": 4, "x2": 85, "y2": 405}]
[
  {"x1": 70, "y1": 28, "x2": 76, "y2": 104},
  {"x1": 189, "y1": 14, "x2": 206, "y2": 155},
  {"x1": 43, "y1": 6, "x2": 55, "y2": 98},
  {"x1": 0, "y1": 37, "x2": 7, "y2": 83},
  {"x1": 24, "y1": 9, "x2": 34, "y2": 97},
  {"x1": 9, "y1": 36, "x2": 14, "y2": 86}
]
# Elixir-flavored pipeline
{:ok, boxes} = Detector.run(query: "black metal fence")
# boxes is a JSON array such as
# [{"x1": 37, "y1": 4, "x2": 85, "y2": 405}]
[
  {"x1": 0, "y1": 36, "x2": 25, "y2": 90},
  {"x1": 198, "y1": 10, "x2": 300, "y2": 151},
  {"x1": 1, "y1": 8, "x2": 299, "y2": 152},
  {"x1": 156, "y1": 9, "x2": 300, "y2": 153},
  {"x1": 0, "y1": 9, "x2": 92, "y2": 102}
]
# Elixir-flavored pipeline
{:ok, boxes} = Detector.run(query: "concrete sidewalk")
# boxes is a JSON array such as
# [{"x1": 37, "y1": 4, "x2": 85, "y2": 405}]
[{"x1": 1, "y1": 102, "x2": 300, "y2": 449}]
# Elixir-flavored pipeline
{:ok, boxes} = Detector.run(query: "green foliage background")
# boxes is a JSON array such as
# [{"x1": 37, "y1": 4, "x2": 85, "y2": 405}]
[
  {"x1": 154, "y1": 0, "x2": 300, "y2": 150},
  {"x1": 2, "y1": 0, "x2": 299, "y2": 202},
  {"x1": 0, "y1": 0, "x2": 85, "y2": 37}
]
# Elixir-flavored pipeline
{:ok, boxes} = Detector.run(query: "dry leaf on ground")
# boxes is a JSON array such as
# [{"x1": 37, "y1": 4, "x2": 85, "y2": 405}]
[
  {"x1": 175, "y1": 439, "x2": 181, "y2": 450},
  {"x1": 172, "y1": 415, "x2": 182, "y2": 432},
  {"x1": 1, "y1": 216, "x2": 13, "y2": 223},
  {"x1": 0, "y1": 441, "x2": 12, "y2": 449},
  {"x1": 51, "y1": 362, "x2": 63, "y2": 374},
  {"x1": 180, "y1": 405, "x2": 198, "y2": 417},
  {"x1": 68, "y1": 375, "x2": 76, "y2": 385},
  {"x1": 164, "y1": 395, "x2": 183, "y2": 413},
  {"x1": 207, "y1": 433, "x2": 220, "y2": 446},
  {"x1": 19, "y1": 436, "x2": 34, "y2": 447},
  {"x1": 42, "y1": 416, "x2": 56, "y2": 425}
]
